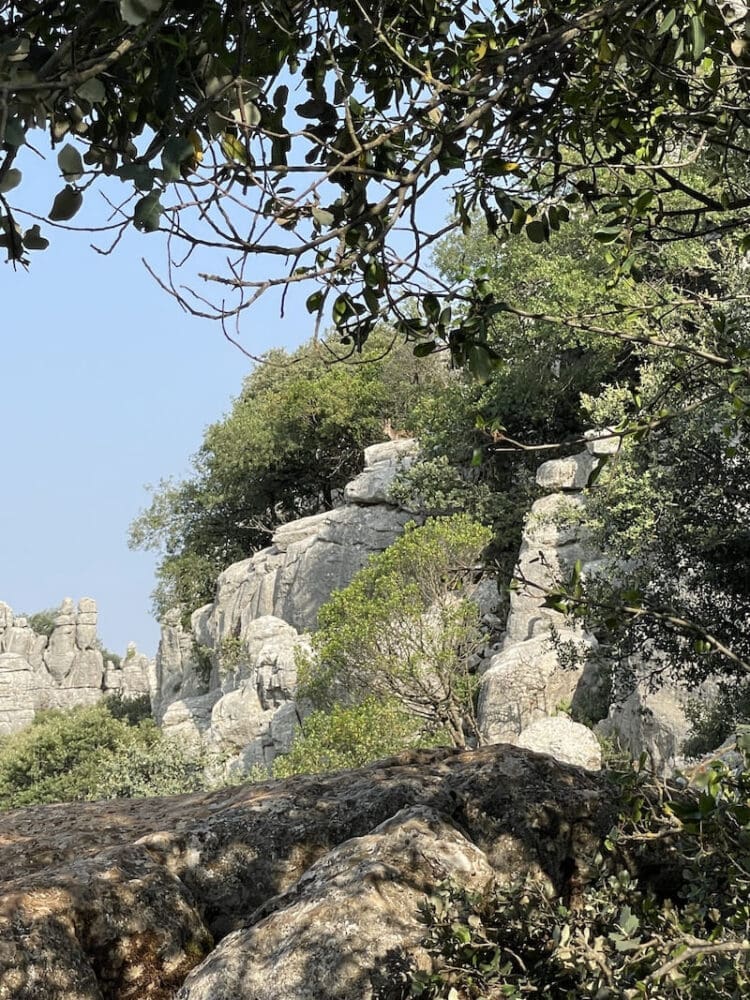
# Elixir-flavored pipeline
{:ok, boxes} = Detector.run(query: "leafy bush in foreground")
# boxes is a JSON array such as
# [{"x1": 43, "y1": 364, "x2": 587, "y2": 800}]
[{"x1": 407, "y1": 735, "x2": 750, "y2": 999}]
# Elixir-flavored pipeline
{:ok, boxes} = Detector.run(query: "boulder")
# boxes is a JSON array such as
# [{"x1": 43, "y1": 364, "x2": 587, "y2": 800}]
[
  {"x1": 0, "y1": 746, "x2": 613, "y2": 999},
  {"x1": 598, "y1": 684, "x2": 693, "y2": 776},
  {"x1": 343, "y1": 437, "x2": 418, "y2": 505},
  {"x1": 177, "y1": 806, "x2": 494, "y2": 1000},
  {"x1": 535, "y1": 452, "x2": 599, "y2": 491},
  {"x1": 515, "y1": 715, "x2": 602, "y2": 771},
  {"x1": 478, "y1": 630, "x2": 598, "y2": 744}
]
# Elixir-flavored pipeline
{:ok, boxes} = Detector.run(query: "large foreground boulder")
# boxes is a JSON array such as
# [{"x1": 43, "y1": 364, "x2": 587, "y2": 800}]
[{"x1": 0, "y1": 745, "x2": 614, "y2": 1000}]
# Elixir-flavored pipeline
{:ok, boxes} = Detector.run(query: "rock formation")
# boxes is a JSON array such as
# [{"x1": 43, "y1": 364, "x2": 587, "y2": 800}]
[
  {"x1": 0, "y1": 744, "x2": 614, "y2": 1000},
  {"x1": 154, "y1": 440, "x2": 421, "y2": 771},
  {"x1": 477, "y1": 433, "x2": 615, "y2": 754},
  {"x1": 0, "y1": 598, "x2": 152, "y2": 736}
]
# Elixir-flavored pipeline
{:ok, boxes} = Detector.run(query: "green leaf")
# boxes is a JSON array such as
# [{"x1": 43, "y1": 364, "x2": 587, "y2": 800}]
[
  {"x1": 423, "y1": 293, "x2": 440, "y2": 322},
  {"x1": 2, "y1": 119, "x2": 25, "y2": 148},
  {"x1": 116, "y1": 163, "x2": 156, "y2": 191},
  {"x1": 311, "y1": 206, "x2": 335, "y2": 227},
  {"x1": 525, "y1": 219, "x2": 548, "y2": 244},
  {"x1": 120, "y1": 0, "x2": 163, "y2": 26},
  {"x1": 691, "y1": 15, "x2": 706, "y2": 59},
  {"x1": 76, "y1": 78, "x2": 106, "y2": 104},
  {"x1": 594, "y1": 225, "x2": 623, "y2": 243},
  {"x1": 656, "y1": 8, "x2": 677, "y2": 36},
  {"x1": 0, "y1": 168, "x2": 22, "y2": 194},
  {"x1": 133, "y1": 193, "x2": 162, "y2": 232},
  {"x1": 161, "y1": 136, "x2": 195, "y2": 180},
  {"x1": 49, "y1": 185, "x2": 83, "y2": 221},
  {"x1": 305, "y1": 290, "x2": 323, "y2": 313},
  {"x1": 413, "y1": 342, "x2": 437, "y2": 357},
  {"x1": 57, "y1": 144, "x2": 84, "y2": 182},
  {"x1": 22, "y1": 225, "x2": 49, "y2": 251},
  {"x1": 220, "y1": 133, "x2": 248, "y2": 164}
]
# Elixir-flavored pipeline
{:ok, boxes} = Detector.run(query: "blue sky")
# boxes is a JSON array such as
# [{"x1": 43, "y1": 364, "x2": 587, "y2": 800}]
[{"x1": 1, "y1": 145, "x2": 309, "y2": 657}]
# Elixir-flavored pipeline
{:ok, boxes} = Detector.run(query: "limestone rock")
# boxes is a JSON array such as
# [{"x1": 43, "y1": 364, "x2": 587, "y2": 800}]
[
  {"x1": 584, "y1": 428, "x2": 623, "y2": 456},
  {"x1": 154, "y1": 446, "x2": 417, "y2": 732},
  {"x1": 0, "y1": 745, "x2": 613, "y2": 999},
  {"x1": 516, "y1": 716, "x2": 602, "y2": 771},
  {"x1": 535, "y1": 452, "x2": 599, "y2": 491},
  {"x1": 478, "y1": 631, "x2": 598, "y2": 744},
  {"x1": 343, "y1": 437, "x2": 418, "y2": 505},
  {"x1": 0, "y1": 653, "x2": 36, "y2": 736},
  {"x1": 177, "y1": 805, "x2": 494, "y2": 1000},
  {"x1": 598, "y1": 685, "x2": 693, "y2": 776},
  {"x1": 0, "y1": 845, "x2": 212, "y2": 1000}
]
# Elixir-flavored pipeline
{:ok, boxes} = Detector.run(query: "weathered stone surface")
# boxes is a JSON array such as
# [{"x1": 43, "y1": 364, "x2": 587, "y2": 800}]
[
  {"x1": 0, "y1": 845, "x2": 212, "y2": 1000},
  {"x1": 516, "y1": 715, "x2": 602, "y2": 771},
  {"x1": 598, "y1": 684, "x2": 693, "y2": 776},
  {"x1": 478, "y1": 631, "x2": 597, "y2": 744},
  {"x1": 154, "y1": 446, "x2": 418, "y2": 749},
  {"x1": 0, "y1": 653, "x2": 36, "y2": 736},
  {"x1": 0, "y1": 599, "x2": 154, "y2": 736},
  {"x1": 344, "y1": 437, "x2": 418, "y2": 505},
  {"x1": 0, "y1": 746, "x2": 613, "y2": 999},
  {"x1": 178, "y1": 805, "x2": 493, "y2": 1000},
  {"x1": 535, "y1": 452, "x2": 599, "y2": 491},
  {"x1": 584, "y1": 428, "x2": 623, "y2": 456},
  {"x1": 162, "y1": 691, "x2": 222, "y2": 744}
]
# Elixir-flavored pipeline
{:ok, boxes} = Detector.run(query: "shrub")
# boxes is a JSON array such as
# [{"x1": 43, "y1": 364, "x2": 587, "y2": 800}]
[
  {"x1": 24, "y1": 608, "x2": 58, "y2": 638},
  {"x1": 407, "y1": 737, "x2": 750, "y2": 999},
  {"x1": 0, "y1": 702, "x2": 207, "y2": 809},
  {"x1": 299, "y1": 515, "x2": 492, "y2": 749},
  {"x1": 273, "y1": 697, "x2": 448, "y2": 779}
]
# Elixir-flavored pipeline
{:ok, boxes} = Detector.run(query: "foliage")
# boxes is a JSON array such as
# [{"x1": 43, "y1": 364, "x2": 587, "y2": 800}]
[
  {"x1": 129, "y1": 333, "x2": 442, "y2": 618},
  {"x1": 407, "y1": 738, "x2": 750, "y2": 998},
  {"x1": 103, "y1": 691, "x2": 152, "y2": 726},
  {"x1": 684, "y1": 681, "x2": 750, "y2": 758},
  {"x1": 0, "y1": 701, "x2": 208, "y2": 809},
  {"x1": 24, "y1": 607, "x2": 58, "y2": 637},
  {"x1": 272, "y1": 697, "x2": 447, "y2": 779},
  {"x1": 298, "y1": 515, "x2": 491, "y2": 749},
  {"x1": 3, "y1": 0, "x2": 750, "y2": 371}
]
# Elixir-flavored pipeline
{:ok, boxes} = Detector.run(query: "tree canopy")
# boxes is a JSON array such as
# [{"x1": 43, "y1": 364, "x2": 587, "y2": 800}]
[{"x1": 3, "y1": 0, "x2": 750, "y2": 368}]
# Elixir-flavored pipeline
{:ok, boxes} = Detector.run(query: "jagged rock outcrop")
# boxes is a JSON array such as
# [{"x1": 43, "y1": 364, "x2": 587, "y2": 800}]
[
  {"x1": 478, "y1": 436, "x2": 612, "y2": 750},
  {"x1": 0, "y1": 599, "x2": 153, "y2": 736},
  {"x1": 153, "y1": 440, "x2": 421, "y2": 769},
  {"x1": 0, "y1": 745, "x2": 614, "y2": 1000}
]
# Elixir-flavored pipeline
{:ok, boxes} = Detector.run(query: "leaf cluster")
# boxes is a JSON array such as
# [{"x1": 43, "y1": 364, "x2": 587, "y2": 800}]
[
  {"x1": 407, "y1": 743, "x2": 750, "y2": 998},
  {"x1": 298, "y1": 515, "x2": 491, "y2": 749}
]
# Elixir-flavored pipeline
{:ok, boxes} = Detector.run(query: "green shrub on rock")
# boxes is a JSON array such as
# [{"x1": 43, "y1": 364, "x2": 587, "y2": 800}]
[
  {"x1": 273, "y1": 697, "x2": 447, "y2": 779},
  {"x1": 298, "y1": 515, "x2": 492, "y2": 751}
]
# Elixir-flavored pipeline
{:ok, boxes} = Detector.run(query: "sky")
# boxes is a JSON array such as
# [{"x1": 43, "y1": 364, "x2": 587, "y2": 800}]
[{"x1": 1, "y1": 145, "x2": 310, "y2": 658}]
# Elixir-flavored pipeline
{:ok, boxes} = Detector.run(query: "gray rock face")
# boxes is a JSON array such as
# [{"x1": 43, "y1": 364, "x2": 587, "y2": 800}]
[
  {"x1": 154, "y1": 441, "x2": 421, "y2": 768},
  {"x1": 343, "y1": 437, "x2": 418, "y2": 504},
  {"x1": 178, "y1": 805, "x2": 494, "y2": 1000},
  {"x1": 0, "y1": 745, "x2": 614, "y2": 1000},
  {"x1": 0, "y1": 599, "x2": 154, "y2": 736},
  {"x1": 478, "y1": 462, "x2": 603, "y2": 747},
  {"x1": 516, "y1": 715, "x2": 602, "y2": 771}
]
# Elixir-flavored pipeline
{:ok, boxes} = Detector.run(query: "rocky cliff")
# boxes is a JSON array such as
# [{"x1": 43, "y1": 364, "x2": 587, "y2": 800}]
[
  {"x1": 153, "y1": 438, "x2": 423, "y2": 773},
  {"x1": 0, "y1": 598, "x2": 152, "y2": 736}
]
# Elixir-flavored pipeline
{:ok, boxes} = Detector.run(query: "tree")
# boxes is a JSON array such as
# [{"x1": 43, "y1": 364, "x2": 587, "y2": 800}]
[
  {"x1": 298, "y1": 515, "x2": 492, "y2": 749},
  {"x1": 2, "y1": 1, "x2": 750, "y2": 370},
  {"x1": 129, "y1": 333, "x2": 444, "y2": 617}
]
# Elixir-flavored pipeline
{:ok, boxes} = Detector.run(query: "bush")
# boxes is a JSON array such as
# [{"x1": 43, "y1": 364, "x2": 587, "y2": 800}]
[
  {"x1": 24, "y1": 608, "x2": 58, "y2": 638},
  {"x1": 0, "y1": 702, "x2": 208, "y2": 810},
  {"x1": 406, "y1": 738, "x2": 750, "y2": 999},
  {"x1": 273, "y1": 697, "x2": 448, "y2": 779},
  {"x1": 298, "y1": 515, "x2": 492, "y2": 749}
]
